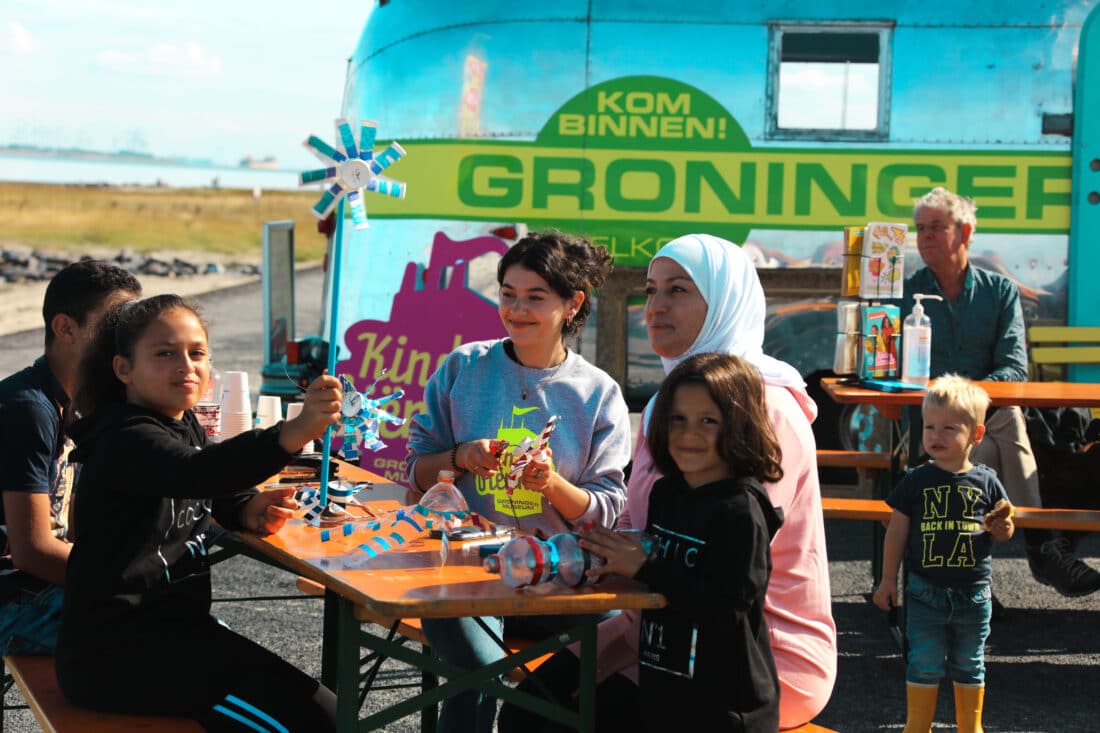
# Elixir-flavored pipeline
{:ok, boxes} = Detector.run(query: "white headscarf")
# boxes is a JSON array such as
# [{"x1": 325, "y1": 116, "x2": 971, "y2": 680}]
[{"x1": 652, "y1": 233, "x2": 805, "y2": 388}]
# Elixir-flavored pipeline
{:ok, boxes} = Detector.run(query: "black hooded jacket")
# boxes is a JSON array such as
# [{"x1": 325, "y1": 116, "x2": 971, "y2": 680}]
[
  {"x1": 635, "y1": 474, "x2": 784, "y2": 733},
  {"x1": 59, "y1": 403, "x2": 292, "y2": 649}
]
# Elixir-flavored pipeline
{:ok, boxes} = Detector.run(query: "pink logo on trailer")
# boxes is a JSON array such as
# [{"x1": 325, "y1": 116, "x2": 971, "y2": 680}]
[{"x1": 335, "y1": 231, "x2": 510, "y2": 482}]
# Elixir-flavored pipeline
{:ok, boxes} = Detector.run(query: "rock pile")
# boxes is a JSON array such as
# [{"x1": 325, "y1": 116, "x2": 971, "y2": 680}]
[{"x1": 1, "y1": 247, "x2": 261, "y2": 283}]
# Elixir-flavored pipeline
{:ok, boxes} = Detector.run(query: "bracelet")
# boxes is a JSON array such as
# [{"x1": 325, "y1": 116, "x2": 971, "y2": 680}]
[{"x1": 450, "y1": 443, "x2": 464, "y2": 473}]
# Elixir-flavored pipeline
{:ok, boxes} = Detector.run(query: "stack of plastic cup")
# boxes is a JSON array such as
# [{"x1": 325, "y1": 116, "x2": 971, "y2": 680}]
[
  {"x1": 220, "y1": 371, "x2": 253, "y2": 439},
  {"x1": 256, "y1": 395, "x2": 282, "y2": 430}
]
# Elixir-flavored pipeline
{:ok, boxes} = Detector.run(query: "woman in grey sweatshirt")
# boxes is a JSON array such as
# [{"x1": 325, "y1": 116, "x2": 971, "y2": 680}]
[{"x1": 405, "y1": 229, "x2": 631, "y2": 733}]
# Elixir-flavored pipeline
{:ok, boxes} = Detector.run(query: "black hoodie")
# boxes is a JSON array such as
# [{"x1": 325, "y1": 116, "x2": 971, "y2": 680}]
[
  {"x1": 635, "y1": 474, "x2": 784, "y2": 733},
  {"x1": 60, "y1": 403, "x2": 292, "y2": 648}
]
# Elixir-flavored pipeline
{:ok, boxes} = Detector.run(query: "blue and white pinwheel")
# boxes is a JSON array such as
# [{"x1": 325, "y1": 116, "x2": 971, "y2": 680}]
[
  {"x1": 337, "y1": 374, "x2": 405, "y2": 461},
  {"x1": 299, "y1": 119, "x2": 407, "y2": 230}
]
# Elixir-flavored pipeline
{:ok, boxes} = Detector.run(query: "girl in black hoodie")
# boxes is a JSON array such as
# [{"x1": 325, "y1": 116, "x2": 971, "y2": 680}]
[
  {"x1": 58, "y1": 294, "x2": 341, "y2": 732},
  {"x1": 579, "y1": 352, "x2": 785, "y2": 733}
]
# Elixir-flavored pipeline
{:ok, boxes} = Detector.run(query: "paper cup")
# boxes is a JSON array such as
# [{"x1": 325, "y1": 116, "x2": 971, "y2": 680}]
[
  {"x1": 283, "y1": 402, "x2": 315, "y2": 452},
  {"x1": 220, "y1": 411, "x2": 253, "y2": 440},
  {"x1": 221, "y1": 370, "x2": 250, "y2": 395},
  {"x1": 256, "y1": 395, "x2": 282, "y2": 429},
  {"x1": 220, "y1": 390, "x2": 251, "y2": 416}
]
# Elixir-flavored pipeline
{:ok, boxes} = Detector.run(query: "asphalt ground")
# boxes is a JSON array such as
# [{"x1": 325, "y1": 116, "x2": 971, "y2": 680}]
[{"x1": 2, "y1": 271, "x2": 1098, "y2": 731}]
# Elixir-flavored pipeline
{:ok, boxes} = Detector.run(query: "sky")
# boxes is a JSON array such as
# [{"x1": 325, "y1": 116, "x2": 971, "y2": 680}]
[{"x1": 0, "y1": 0, "x2": 370, "y2": 169}]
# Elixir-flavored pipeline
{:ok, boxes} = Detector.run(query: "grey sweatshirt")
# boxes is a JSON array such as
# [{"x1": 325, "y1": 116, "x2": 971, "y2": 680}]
[{"x1": 405, "y1": 339, "x2": 630, "y2": 533}]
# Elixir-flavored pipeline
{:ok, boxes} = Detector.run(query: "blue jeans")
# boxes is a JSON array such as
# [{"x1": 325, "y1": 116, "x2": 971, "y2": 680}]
[
  {"x1": 421, "y1": 612, "x2": 612, "y2": 733},
  {"x1": 0, "y1": 583, "x2": 63, "y2": 655},
  {"x1": 905, "y1": 573, "x2": 991, "y2": 686}
]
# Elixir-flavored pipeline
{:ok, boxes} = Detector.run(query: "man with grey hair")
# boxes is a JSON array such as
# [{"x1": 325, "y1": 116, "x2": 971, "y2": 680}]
[{"x1": 901, "y1": 186, "x2": 1099, "y2": 598}]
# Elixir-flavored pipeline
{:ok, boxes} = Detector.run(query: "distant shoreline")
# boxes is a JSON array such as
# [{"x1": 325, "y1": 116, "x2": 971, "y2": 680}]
[{"x1": 0, "y1": 146, "x2": 287, "y2": 173}]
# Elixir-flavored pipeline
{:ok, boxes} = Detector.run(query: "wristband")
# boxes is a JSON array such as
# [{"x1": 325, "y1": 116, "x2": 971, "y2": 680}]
[{"x1": 450, "y1": 443, "x2": 464, "y2": 473}]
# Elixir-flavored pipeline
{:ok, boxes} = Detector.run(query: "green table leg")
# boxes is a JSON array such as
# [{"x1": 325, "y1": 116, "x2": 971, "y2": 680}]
[
  {"x1": 321, "y1": 590, "x2": 339, "y2": 689},
  {"x1": 576, "y1": 619, "x2": 597, "y2": 733},
  {"x1": 335, "y1": 597, "x2": 362, "y2": 732}
]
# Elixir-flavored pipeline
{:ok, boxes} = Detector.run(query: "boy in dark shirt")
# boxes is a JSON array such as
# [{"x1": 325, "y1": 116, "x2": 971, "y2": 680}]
[
  {"x1": 0, "y1": 261, "x2": 140, "y2": 653},
  {"x1": 875, "y1": 375, "x2": 1015, "y2": 733}
]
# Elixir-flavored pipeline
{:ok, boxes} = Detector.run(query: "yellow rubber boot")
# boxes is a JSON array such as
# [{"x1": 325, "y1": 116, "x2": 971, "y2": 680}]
[
  {"x1": 954, "y1": 683, "x2": 986, "y2": 733},
  {"x1": 903, "y1": 682, "x2": 939, "y2": 733}
]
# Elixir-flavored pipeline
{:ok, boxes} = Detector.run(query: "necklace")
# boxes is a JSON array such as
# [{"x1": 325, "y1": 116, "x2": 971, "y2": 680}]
[
  {"x1": 519, "y1": 357, "x2": 568, "y2": 400},
  {"x1": 506, "y1": 341, "x2": 567, "y2": 400}
]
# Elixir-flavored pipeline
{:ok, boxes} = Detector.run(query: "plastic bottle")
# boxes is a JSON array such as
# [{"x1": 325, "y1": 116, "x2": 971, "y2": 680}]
[
  {"x1": 485, "y1": 531, "x2": 655, "y2": 588},
  {"x1": 547, "y1": 533, "x2": 605, "y2": 587},
  {"x1": 418, "y1": 470, "x2": 470, "y2": 528},
  {"x1": 901, "y1": 294, "x2": 944, "y2": 385},
  {"x1": 194, "y1": 364, "x2": 223, "y2": 439},
  {"x1": 483, "y1": 536, "x2": 557, "y2": 588}
]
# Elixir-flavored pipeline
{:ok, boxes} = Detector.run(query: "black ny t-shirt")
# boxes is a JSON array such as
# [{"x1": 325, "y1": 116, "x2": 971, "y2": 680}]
[{"x1": 887, "y1": 462, "x2": 1008, "y2": 587}]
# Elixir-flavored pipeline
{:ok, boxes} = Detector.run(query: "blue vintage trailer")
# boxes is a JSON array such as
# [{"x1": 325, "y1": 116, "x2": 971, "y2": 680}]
[{"x1": 290, "y1": 1, "x2": 1100, "y2": 479}]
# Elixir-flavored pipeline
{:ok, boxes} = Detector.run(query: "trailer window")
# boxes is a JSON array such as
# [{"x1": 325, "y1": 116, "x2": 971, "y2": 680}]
[{"x1": 768, "y1": 25, "x2": 892, "y2": 141}]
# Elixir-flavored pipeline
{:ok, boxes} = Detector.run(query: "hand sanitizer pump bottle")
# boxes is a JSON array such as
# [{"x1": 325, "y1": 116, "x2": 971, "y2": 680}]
[{"x1": 902, "y1": 294, "x2": 944, "y2": 385}]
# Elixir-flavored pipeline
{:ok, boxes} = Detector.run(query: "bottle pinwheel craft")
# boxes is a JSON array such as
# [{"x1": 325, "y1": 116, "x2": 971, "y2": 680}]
[
  {"x1": 505, "y1": 415, "x2": 559, "y2": 494},
  {"x1": 337, "y1": 374, "x2": 406, "y2": 462},
  {"x1": 299, "y1": 118, "x2": 407, "y2": 230},
  {"x1": 295, "y1": 477, "x2": 471, "y2": 568}
]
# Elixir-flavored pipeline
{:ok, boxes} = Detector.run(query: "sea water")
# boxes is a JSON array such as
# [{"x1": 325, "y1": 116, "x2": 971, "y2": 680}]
[{"x1": 0, "y1": 153, "x2": 301, "y2": 191}]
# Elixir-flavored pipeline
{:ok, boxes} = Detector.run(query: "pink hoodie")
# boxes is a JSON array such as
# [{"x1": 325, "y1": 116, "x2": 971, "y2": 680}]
[{"x1": 593, "y1": 384, "x2": 837, "y2": 729}]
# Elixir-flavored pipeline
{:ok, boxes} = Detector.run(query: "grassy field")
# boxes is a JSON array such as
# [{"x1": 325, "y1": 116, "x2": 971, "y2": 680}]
[{"x1": 0, "y1": 182, "x2": 328, "y2": 261}]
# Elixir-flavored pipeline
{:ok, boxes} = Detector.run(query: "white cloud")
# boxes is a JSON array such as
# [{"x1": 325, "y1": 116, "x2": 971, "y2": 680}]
[
  {"x1": 96, "y1": 40, "x2": 222, "y2": 78},
  {"x1": 2, "y1": 0, "x2": 367, "y2": 163},
  {"x1": 1, "y1": 21, "x2": 35, "y2": 54},
  {"x1": 778, "y1": 62, "x2": 879, "y2": 130}
]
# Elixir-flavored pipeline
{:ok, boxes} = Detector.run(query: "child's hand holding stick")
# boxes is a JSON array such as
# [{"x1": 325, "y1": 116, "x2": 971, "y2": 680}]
[{"x1": 279, "y1": 373, "x2": 342, "y2": 454}]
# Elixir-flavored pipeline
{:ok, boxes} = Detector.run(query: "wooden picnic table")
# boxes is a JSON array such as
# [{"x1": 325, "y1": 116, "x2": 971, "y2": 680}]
[
  {"x1": 820, "y1": 377, "x2": 1100, "y2": 580},
  {"x1": 234, "y1": 464, "x2": 665, "y2": 732},
  {"x1": 821, "y1": 378, "x2": 1100, "y2": 421}
]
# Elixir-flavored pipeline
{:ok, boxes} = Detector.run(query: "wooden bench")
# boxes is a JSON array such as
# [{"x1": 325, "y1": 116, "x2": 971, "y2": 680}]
[
  {"x1": 822, "y1": 497, "x2": 1100, "y2": 532},
  {"x1": 816, "y1": 449, "x2": 892, "y2": 498},
  {"x1": 1028, "y1": 325, "x2": 1100, "y2": 378},
  {"x1": 1028, "y1": 325, "x2": 1100, "y2": 417},
  {"x1": 816, "y1": 449, "x2": 891, "y2": 472},
  {"x1": 2, "y1": 655, "x2": 202, "y2": 732}
]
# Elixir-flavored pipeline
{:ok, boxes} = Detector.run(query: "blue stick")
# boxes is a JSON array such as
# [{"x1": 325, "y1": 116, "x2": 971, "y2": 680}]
[{"x1": 319, "y1": 199, "x2": 347, "y2": 507}]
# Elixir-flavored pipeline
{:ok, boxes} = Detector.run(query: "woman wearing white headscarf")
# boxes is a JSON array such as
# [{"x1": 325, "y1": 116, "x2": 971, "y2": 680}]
[{"x1": 499, "y1": 234, "x2": 836, "y2": 732}]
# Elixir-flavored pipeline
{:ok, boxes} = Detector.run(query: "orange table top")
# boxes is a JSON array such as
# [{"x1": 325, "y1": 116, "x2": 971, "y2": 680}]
[
  {"x1": 821, "y1": 377, "x2": 1100, "y2": 420},
  {"x1": 241, "y1": 465, "x2": 666, "y2": 620}
]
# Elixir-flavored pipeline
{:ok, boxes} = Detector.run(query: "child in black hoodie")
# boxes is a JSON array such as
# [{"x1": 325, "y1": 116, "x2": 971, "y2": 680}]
[
  {"x1": 580, "y1": 352, "x2": 785, "y2": 733},
  {"x1": 58, "y1": 294, "x2": 341, "y2": 732}
]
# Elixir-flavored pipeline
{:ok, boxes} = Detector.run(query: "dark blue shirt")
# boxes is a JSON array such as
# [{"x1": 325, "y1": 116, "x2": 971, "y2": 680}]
[
  {"x1": 887, "y1": 462, "x2": 1008, "y2": 587},
  {"x1": 0, "y1": 357, "x2": 75, "y2": 587},
  {"x1": 902, "y1": 265, "x2": 1028, "y2": 382}
]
